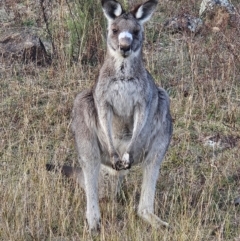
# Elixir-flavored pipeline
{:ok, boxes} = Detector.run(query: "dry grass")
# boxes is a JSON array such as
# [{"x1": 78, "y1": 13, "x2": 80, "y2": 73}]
[{"x1": 1, "y1": 0, "x2": 240, "y2": 240}]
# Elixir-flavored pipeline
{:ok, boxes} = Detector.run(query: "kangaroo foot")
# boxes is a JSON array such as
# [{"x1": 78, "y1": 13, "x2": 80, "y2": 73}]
[{"x1": 138, "y1": 209, "x2": 169, "y2": 228}]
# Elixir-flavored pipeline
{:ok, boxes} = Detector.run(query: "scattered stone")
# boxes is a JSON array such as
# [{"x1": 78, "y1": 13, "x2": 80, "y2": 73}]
[
  {"x1": 163, "y1": 14, "x2": 203, "y2": 33},
  {"x1": 212, "y1": 26, "x2": 221, "y2": 32},
  {"x1": 200, "y1": 134, "x2": 240, "y2": 150},
  {"x1": 199, "y1": 0, "x2": 239, "y2": 30},
  {"x1": 0, "y1": 29, "x2": 51, "y2": 65},
  {"x1": 234, "y1": 196, "x2": 240, "y2": 206},
  {"x1": 0, "y1": 8, "x2": 15, "y2": 23},
  {"x1": 200, "y1": 0, "x2": 236, "y2": 17},
  {"x1": 164, "y1": 0, "x2": 239, "y2": 34}
]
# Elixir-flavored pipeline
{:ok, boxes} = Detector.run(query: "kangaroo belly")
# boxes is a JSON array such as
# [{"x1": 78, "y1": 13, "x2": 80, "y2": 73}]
[{"x1": 112, "y1": 117, "x2": 133, "y2": 139}]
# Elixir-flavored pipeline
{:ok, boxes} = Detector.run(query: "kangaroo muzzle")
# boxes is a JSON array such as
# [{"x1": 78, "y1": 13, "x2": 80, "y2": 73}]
[{"x1": 118, "y1": 31, "x2": 133, "y2": 57}]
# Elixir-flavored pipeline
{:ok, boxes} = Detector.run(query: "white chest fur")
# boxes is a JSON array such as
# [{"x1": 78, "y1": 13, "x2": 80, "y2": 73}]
[{"x1": 108, "y1": 78, "x2": 141, "y2": 117}]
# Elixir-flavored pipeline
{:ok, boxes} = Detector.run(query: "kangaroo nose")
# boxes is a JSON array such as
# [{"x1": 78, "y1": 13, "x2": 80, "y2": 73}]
[
  {"x1": 120, "y1": 45, "x2": 131, "y2": 52},
  {"x1": 119, "y1": 42, "x2": 131, "y2": 57}
]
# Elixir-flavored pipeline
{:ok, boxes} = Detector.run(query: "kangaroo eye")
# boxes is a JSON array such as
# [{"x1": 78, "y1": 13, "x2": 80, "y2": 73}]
[
  {"x1": 133, "y1": 29, "x2": 139, "y2": 35},
  {"x1": 112, "y1": 29, "x2": 118, "y2": 34}
]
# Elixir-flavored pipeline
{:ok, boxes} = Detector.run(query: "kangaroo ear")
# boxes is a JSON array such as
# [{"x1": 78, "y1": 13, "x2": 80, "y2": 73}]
[
  {"x1": 131, "y1": 0, "x2": 158, "y2": 24},
  {"x1": 102, "y1": 0, "x2": 123, "y2": 22}
]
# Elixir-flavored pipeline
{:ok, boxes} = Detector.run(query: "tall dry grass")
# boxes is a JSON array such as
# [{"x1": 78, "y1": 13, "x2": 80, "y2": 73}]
[{"x1": 0, "y1": 0, "x2": 240, "y2": 240}]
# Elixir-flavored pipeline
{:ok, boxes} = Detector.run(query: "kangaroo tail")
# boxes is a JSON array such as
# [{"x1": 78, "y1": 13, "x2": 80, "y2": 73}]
[
  {"x1": 46, "y1": 164, "x2": 84, "y2": 188},
  {"x1": 46, "y1": 164, "x2": 81, "y2": 177}
]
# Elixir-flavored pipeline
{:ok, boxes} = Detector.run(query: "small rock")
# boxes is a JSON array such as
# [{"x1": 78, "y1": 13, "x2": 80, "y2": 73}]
[
  {"x1": 0, "y1": 8, "x2": 15, "y2": 22},
  {"x1": 200, "y1": 134, "x2": 240, "y2": 150},
  {"x1": 163, "y1": 14, "x2": 203, "y2": 33},
  {"x1": 200, "y1": 0, "x2": 236, "y2": 16},
  {"x1": 199, "y1": 0, "x2": 239, "y2": 30},
  {"x1": 212, "y1": 26, "x2": 220, "y2": 32},
  {"x1": 234, "y1": 196, "x2": 240, "y2": 206},
  {"x1": 0, "y1": 29, "x2": 51, "y2": 65}
]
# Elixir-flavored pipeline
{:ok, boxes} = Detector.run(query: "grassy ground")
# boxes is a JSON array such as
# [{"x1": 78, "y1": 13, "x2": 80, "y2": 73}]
[{"x1": 1, "y1": 0, "x2": 240, "y2": 240}]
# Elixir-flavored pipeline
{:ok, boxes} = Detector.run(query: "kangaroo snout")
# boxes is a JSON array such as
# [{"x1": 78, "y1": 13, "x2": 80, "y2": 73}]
[
  {"x1": 118, "y1": 31, "x2": 132, "y2": 57},
  {"x1": 119, "y1": 44, "x2": 131, "y2": 57}
]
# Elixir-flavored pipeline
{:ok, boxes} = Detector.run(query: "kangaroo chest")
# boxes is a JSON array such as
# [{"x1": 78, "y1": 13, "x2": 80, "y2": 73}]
[{"x1": 108, "y1": 78, "x2": 143, "y2": 117}]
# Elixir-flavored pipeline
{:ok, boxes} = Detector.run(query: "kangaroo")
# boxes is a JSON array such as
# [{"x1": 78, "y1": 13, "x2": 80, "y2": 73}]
[{"x1": 50, "y1": 0, "x2": 172, "y2": 233}]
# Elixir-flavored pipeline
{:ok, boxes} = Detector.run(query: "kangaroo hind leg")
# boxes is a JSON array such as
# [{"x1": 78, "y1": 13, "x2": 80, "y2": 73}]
[
  {"x1": 138, "y1": 159, "x2": 169, "y2": 228},
  {"x1": 72, "y1": 90, "x2": 101, "y2": 233}
]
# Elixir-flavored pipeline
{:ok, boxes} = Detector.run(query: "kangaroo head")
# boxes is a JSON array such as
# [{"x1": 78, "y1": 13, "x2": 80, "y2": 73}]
[{"x1": 102, "y1": 0, "x2": 157, "y2": 59}]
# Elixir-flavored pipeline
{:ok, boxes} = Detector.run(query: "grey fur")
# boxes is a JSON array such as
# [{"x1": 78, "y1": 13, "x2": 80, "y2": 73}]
[{"x1": 71, "y1": 0, "x2": 172, "y2": 233}]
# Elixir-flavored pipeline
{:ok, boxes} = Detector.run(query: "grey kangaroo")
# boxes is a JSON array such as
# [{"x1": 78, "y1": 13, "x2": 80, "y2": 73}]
[{"x1": 50, "y1": 0, "x2": 172, "y2": 233}]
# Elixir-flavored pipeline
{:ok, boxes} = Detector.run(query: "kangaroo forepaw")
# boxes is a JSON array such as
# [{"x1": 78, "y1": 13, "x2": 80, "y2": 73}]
[
  {"x1": 122, "y1": 152, "x2": 133, "y2": 169},
  {"x1": 112, "y1": 160, "x2": 128, "y2": 170},
  {"x1": 111, "y1": 153, "x2": 122, "y2": 170},
  {"x1": 111, "y1": 153, "x2": 132, "y2": 170}
]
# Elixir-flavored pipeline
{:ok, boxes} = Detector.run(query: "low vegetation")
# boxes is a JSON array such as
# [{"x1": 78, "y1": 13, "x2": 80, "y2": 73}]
[{"x1": 0, "y1": 0, "x2": 239, "y2": 240}]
